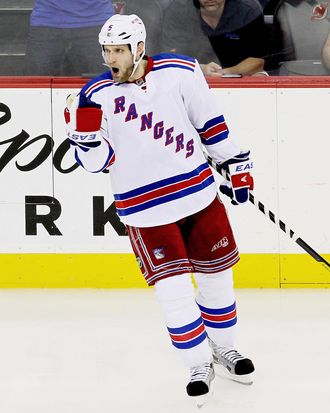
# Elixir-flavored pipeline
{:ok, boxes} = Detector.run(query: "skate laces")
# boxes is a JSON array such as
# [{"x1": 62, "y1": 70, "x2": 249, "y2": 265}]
[
  {"x1": 218, "y1": 348, "x2": 245, "y2": 364},
  {"x1": 190, "y1": 363, "x2": 213, "y2": 383}
]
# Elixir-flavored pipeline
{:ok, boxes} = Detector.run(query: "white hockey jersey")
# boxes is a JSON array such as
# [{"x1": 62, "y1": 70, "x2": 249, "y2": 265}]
[{"x1": 74, "y1": 54, "x2": 240, "y2": 227}]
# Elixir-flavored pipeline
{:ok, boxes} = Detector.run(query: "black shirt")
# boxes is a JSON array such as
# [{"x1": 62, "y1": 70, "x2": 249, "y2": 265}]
[{"x1": 199, "y1": 1, "x2": 268, "y2": 67}]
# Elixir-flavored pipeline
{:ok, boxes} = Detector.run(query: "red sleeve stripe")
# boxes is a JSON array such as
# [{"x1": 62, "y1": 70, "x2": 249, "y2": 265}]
[{"x1": 199, "y1": 121, "x2": 228, "y2": 140}]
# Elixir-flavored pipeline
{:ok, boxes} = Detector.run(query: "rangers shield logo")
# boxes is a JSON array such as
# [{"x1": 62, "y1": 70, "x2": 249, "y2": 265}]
[{"x1": 153, "y1": 247, "x2": 165, "y2": 260}]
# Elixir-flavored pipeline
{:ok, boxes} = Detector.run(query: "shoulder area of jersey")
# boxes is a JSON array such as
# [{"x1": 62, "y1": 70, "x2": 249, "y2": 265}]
[
  {"x1": 150, "y1": 53, "x2": 197, "y2": 74},
  {"x1": 81, "y1": 70, "x2": 114, "y2": 99}
]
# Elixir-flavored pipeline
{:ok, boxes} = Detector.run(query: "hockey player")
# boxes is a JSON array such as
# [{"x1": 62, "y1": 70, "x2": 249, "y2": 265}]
[{"x1": 64, "y1": 14, "x2": 255, "y2": 406}]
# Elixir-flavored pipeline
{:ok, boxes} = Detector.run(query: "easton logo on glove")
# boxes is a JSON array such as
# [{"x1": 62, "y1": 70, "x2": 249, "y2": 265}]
[
  {"x1": 218, "y1": 150, "x2": 254, "y2": 204},
  {"x1": 228, "y1": 162, "x2": 254, "y2": 203}
]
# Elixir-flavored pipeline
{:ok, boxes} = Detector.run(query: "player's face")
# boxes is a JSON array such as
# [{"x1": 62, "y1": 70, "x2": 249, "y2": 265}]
[{"x1": 103, "y1": 44, "x2": 134, "y2": 83}]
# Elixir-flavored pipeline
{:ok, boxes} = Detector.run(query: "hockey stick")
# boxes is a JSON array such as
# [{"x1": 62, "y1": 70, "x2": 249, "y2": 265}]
[{"x1": 205, "y1": 153, "x2": 330, "y2": 271}]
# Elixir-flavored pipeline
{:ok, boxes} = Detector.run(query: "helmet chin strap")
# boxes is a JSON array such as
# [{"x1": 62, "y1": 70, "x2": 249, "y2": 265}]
[{"x1": 130, "y1": 47, "x2": 145, "y2": 78}]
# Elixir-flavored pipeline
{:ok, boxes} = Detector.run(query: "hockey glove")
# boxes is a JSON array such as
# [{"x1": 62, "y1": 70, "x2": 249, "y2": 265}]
[
  {"x1": 218, "y1": 150, "x2": 254, "y2": 204},
  {"x1": 64, "y1": 93, "x2": 103, "y2": 152}
]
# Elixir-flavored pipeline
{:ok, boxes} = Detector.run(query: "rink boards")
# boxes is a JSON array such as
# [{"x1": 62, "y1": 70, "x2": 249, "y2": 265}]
[{"x1": 0, "y1": 76, "x2": 329, "y2": 288}]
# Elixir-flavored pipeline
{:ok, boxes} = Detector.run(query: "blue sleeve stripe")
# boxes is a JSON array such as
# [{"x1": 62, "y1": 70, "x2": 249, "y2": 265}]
[
  {"x1": 85, "y1": 81, "x2": 114, "y2": 98},
  {"x1": 196, "y1": 115, "x2": 225, "y2": 134},
  {"x1": 152, "y1": 64, "x2": 194, "y2": 72},
  {"x1": 201, "y1": 130, "x2": 229, "y2": 145},
  {"x1": 152, "y1": 53, "x2": 195, "y2": 63}
]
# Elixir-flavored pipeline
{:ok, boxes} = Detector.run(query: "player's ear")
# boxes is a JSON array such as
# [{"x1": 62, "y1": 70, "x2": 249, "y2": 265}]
[{"x1": 137, "y1": 41, "x2": 145, "y2": 56}]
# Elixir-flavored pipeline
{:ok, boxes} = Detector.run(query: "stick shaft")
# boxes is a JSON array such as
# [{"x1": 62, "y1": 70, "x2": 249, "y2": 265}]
[{"x1": 206, "y1": 154, "x2": 330, "y2": 270}]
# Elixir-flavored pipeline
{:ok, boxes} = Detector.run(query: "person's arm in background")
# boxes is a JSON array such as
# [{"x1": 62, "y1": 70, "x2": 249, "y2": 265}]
[
  {"x1": 322, "y1": 31, "x2": 330, "y2": 70},
  {"x1": 200, "y1": 57, "x2": 265, "y2": 78},
  {"x1": 218, "y1": 57, "x2": 265, "y2": 76},
  {"x1": 200, "y1": 62, "x2": 223, "y2": 76}
]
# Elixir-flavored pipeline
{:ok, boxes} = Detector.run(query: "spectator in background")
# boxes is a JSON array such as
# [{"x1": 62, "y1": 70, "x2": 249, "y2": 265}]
[
  {"x1": 162, "y1": 0, "x2": 269, "y2": 77},
  {"x1": 24, "y1": 0, "x2": 114, "y2": 76},
  {"x1": 116, "y1": 0, "x2": 166, "y2": 56},
  {"x1": 322, "y1": 30, "x2": 330, "y2": 70},
  {"x1": 275, "y1": 0, "x2": 330, "y2": 75},
  {"x1": 262, "y1": 0, "x2": 283, "y2": 13}
]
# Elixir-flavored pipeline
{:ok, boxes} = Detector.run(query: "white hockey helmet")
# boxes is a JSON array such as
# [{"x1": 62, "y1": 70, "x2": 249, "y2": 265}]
[{"x1": 99, "y1": 14, "x2": 146, "y2": 76}]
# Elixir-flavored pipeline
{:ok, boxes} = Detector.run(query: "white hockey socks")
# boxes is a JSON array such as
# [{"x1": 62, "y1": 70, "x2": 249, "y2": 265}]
[
  {"x1": 194, "y1": 269, "x2": 237, "y2": 348},
  {"x1": 154, "y1": 273, "x2": 213, "y2": 368}
]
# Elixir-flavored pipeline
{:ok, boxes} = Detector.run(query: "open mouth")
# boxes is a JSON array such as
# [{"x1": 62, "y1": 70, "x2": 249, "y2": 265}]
[{"x1": 111, "y1": 67, "x2": 119, "y2": 75}]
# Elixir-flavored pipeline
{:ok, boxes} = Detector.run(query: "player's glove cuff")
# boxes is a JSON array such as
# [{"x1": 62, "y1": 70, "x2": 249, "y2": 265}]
[
  {"x1": 66, "y1": 127, "x2": 103, "y2": 152},
  {"x1": 64, "y1": 94, "x2": 103, "y2": 132},
  {"x1": 219, "y1": 181, "x2": 239, "y2": 205}
]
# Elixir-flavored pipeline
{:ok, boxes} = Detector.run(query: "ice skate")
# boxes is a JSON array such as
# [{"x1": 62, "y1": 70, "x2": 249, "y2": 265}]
[
  {"x1": 186, "y1": 362, "x2": 215, "y2": 408},
  {"x1": 209, "y1": 339, "x2": 255, "y2": 385}
]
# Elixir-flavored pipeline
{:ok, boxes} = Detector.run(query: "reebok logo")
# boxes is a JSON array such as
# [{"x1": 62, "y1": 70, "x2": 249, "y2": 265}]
[{"x1": 211, "y1": 237, "x2": 229, "y2": 252}]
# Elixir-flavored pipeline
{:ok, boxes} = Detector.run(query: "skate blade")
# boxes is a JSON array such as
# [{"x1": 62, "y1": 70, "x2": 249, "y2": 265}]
[
  {"x1": 215, "y1": 364, "x2": 254, "y2": 385},
  {"x1": 195, "y1": 394, "x2": 207, "y2": 409},
  {"x1": 191, "y1": 382, "x2": 214, "y2": 409}
]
